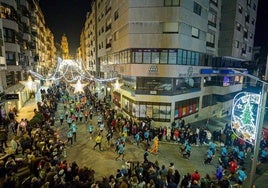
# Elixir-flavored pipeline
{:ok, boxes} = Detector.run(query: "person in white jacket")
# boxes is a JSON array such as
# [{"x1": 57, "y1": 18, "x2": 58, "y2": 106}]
[{"x1": 10, "y1": 136, "x2": 18, "y2": 154}]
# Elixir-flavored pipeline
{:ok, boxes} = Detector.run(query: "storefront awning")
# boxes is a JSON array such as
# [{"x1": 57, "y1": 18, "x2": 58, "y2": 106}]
[{"x1": 4, "y1": 83, "x2": 25, "y2": 93}]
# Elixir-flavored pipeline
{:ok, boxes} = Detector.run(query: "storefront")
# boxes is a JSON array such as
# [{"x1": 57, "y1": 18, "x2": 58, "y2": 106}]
[{"x1": 113, "y1": 91, "x2": 121, "y2": 108}]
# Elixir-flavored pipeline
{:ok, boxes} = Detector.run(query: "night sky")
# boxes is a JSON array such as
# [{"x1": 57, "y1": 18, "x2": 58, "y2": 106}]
[
  {"x1": 39, "y1": 0, "x2": 92, "y2": 55},
  {"x1": 39, "y1": 0, "x2": 267, "y2": 55},
  {"x1": 254, "y1": 0, "x2": 268, "y2": 46}
]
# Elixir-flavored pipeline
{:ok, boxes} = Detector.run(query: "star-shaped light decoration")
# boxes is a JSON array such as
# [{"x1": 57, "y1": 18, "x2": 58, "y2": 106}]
[
  {"x1": 233, "y1": 121, "x2": 240, "y2": 129},
  {"x1": 70, "y1": 78, "x2": 88, "y2": 94},
  {"x1": 20, "y1": 76, "x2": 36, "y2": 91},
  {"x1": 112, "y1": 79, "x2": 123, "y2": 90}
]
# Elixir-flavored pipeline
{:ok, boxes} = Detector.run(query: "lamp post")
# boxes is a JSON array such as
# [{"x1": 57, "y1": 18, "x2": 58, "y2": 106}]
[{"x1": 234, "y1": 69, "x2": 268, "y2": 188}]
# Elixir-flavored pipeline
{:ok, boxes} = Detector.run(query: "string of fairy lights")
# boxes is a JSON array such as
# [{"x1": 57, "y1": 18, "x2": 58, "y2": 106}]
[
  {"x1": 29, "y1": 57, "x2": 118, "y2": 83},
  {"x1": 27, "y1": 57, "x2": 119, "y2": 93}
]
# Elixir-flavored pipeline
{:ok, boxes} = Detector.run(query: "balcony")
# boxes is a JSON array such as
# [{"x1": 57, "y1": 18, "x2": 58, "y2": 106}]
[
  {"x1": 208, "y1": 21, "x2": 216, "y2": 28},
  {"x1": 106, "y1": 43, "x2": 111, "y2": 49},
  {"x1": 106, "y1": 24, "x2": 111, "y2": 32},
  {"x1": 206, "y1": 42, "x2": 215, "y2": 48},
  {"x1": 210, "y1": 0, "x2": 218, "y2": 7}
]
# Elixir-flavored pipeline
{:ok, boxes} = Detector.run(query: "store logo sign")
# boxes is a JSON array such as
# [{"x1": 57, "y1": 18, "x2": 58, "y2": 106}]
[{"x1": 148, "y1": 65, "x2": 158, "y2": 73}]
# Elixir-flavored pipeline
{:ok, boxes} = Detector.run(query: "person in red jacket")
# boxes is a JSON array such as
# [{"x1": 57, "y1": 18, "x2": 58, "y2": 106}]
[
  {"x1": 228, "y1": 159, "x2": 238, "y2": 180},
  {"x1": 191, "y1": 170, "x2": 201, "y2": 184}
]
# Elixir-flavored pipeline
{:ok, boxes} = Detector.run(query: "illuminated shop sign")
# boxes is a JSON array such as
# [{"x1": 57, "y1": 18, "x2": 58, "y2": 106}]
[{"x1": 200, "y1": 69, "x2": 247, "y2": 74}]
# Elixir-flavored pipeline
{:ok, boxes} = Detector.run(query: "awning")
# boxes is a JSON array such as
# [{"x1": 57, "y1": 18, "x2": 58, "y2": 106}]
[{"x1": 4, "y1": 83, "x2": 25, "y2": 93}]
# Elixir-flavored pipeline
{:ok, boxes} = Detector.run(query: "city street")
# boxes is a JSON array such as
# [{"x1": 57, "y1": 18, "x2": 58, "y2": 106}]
[{"x1": 15, "y1": 97, "x2": 268, "y2": 187}]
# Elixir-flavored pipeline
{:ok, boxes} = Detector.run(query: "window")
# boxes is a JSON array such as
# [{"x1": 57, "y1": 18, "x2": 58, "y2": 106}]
[
  {"x1": 245, "y1": 12, "x2": 250, "y2": 23},
  {"x1": 186, "y1": 51, "x2": 191, "y2": 65},
  {"x1": 160, "y1": 50, "x2": 168, "y2": 64},
  {"x1": 106, "y1": 18, "x2": 112, "y2": 31},
  {"x1": 210, "y1": 0, "x2": 218, "y2": 7},
  {"x1": 152, "y1": 51, "x2": 160, "y2": 64},
  {"x1": 175, "y1": 98, "x2": 199, "y2": 119},
  {"x1": 5, "y1": 51, "x2": 16, "y2": 65},
  {"x1": 242, "y1": 43, "x2": 247, "y2": 55},
  {"x1": 143, "y1": 51, "x2": 151, "y2": 64},
  {"x1": 163, "y1": 22, "x2": 179, "y2": 33},
  {"x1": 234, "y1": 40, "x2": 239, "y2": 48},
  {"x1": 248, "y1": 46, "x2": 252, "y2": 53},
  {"x1": 249, "y1": 32, "x2": 253, "y2": 39},
  {"x1": 253, "y1": 3, "x2": 256, "y2": 10},
  {"x1": 114, "y1": 9, "x2": 119, "y2": 21},
  {"x1": 238, "y1": 5, "x2": 243, "y2": 14},
  {"x1": 243, "y1": 28, "x2": 248, "y2": 39},
  {"x1": 134, "y1": 51, "x2": 142, "y2": 63},
  {"x1": 236, "y1": 23, "x2": 241, "y2": 31},
  {"x1": 0, "y1": 3, "x2": 18, "y2": 22},
  {"x1": 208, "y1": 11, "x2": 217, "y2": 27},
  {"x1": 202, "y1": 95, "x2": 216, "y2": 108},
  {"x1": 206, "y1": 33, "x2": 215, "y2": 47},
  {"x1": 164, "y1": 0, "x2": 180, "y2": 6},
  {"x1": 168, "y1": 50, "x2": 177, "y2": 64},
  {"x1": 191, "y1": 27, "x2": 199, "y2": 38},
  {"x1": 251, "y1": 18, "x2": 255, "y2": 25},
  {"x1": 247, "y1": 0, "x2": 251, "y2": 7},
  {"x1": 114, "y1": 31, "x2": 119, "y2": 41},
  {"x1": 193, "y1": 2, "x2": 202, "y2": 16},
  {"x1": 3, "y1": 28, "x2": 15, "y2": 43},
  {"x1": 178, "y1": 49, "x2": 183, "y2": 64},
  {"x1": 182, "y1": 50, "x2": 187, "y2": 64}
]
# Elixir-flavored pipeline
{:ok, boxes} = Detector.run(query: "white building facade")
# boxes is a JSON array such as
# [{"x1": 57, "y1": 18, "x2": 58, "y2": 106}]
[{"x1": 81, "y1": 0, "x2": 258, "y2": 127}]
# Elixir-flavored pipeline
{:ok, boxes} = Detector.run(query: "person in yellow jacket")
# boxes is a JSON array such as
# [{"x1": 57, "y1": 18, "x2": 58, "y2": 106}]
[
  {"x1": 149, "y1": 136, "x2": 159, "y2": 154},
  {"x1": 93, "y1": 132, "x2": 103, "y2": 151}
]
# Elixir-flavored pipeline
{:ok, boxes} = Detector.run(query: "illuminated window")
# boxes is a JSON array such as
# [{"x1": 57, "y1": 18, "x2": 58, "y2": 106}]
[
  {"x1": 208, "y1": 11, "x2": 217, "y2": 27},
  {"x1": 206, "y1": 33, "x2": 215, "y2": 47},
  {"x1": 191, "y1": 27, "x2": 199, "y2": 38},
  {"x1": 163, "y1": 22, "x2": 179, "y2": 33}
]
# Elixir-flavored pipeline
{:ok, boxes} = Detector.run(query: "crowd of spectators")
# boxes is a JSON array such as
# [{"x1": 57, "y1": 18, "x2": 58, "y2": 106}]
[{"x1": 0, "y1": 82, "x2": 267, "y2": 188}]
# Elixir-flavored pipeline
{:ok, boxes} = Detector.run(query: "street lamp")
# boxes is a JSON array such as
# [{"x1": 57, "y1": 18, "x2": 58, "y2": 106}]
[{"x1": 233, "y1": 69, "x2": 268, "y2": 188}]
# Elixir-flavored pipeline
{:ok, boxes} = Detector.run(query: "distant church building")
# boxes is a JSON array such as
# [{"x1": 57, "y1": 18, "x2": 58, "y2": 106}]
[{"x1": 61, "y1": 34, "x2": 70, "y2": 59}]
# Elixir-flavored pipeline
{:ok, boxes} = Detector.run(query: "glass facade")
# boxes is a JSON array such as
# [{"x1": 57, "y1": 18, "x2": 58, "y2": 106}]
[
  {"x1": 174, "y1": 97, "x2": 199, "y2": 119},
  {"x1": 204, "y1": 76, "x2": 243, "y2": 87},
  {"x1": 122, "y1": 95, "x2": 171, "y2": 122},
  {"x1": 112, "y1": 48, "x2": 212, "y2": 66},
  {"x1": 136, "y1": 77, "x2": 201, "y2": 95}
]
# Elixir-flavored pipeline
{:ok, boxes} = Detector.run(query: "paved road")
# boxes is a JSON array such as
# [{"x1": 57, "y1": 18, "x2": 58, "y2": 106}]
[{"x1": 16, "y1": 98, "x2": 268, "y2": 187}]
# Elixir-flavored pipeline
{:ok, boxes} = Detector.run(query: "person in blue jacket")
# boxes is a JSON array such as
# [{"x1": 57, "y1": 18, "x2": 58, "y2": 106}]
[
  {"x1": 144, "y1": 129, "x2": 150, "y2": 146},
  {"x1": 204, "y1": 148, "x2": 213, "y2": 164}
]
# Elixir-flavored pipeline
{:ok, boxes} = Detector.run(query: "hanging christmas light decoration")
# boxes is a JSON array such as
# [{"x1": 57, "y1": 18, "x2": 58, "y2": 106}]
[
  {"x1": 28, "y1": 57, "x2": 118, "y2": 83},
  {"x1": 112, "y1": 79, "x2": 123, "y2": 90},
  {"x1": 70, "y1": 77, "x2": 88, "y2": 94},
  {"x1": 231, "y1": 92, "x2": 261, "y2": 145},
  {"x1": 20, "y1": 75, "x2": 37, "y2": 91}
]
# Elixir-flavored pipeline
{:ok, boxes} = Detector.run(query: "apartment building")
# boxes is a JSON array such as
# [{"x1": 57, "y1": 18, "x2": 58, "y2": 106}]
[
  {"x1": 81, "y1": 0, "x2": 258, "y2": 126},
  {"x1": 219, "y1": 0, "x2": 258, "y2": 60},
  {"x1": 45, "y1": 28, "x2": 57, "y2": 72},
  {"x1": 0, "y1": 0, "x2": 56, "y2": 118},
  {"x1": 0, "y1": 19, "x2": 6, "y2": 93}
]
